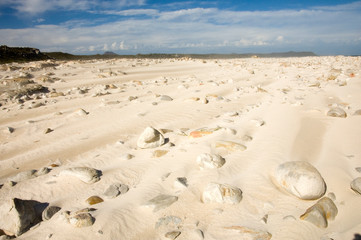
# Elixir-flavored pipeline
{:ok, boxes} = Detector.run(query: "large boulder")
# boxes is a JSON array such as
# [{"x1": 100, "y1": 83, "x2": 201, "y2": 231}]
[
  {"x1": 137, "y1": 127, "x2": 165, "y2": 149},
  {"x1": 274, "y1": 161, "x2": 326, "y2": 200},
  {"x1": 0, "y1": 198, "x2": 46, "y2": 236}
]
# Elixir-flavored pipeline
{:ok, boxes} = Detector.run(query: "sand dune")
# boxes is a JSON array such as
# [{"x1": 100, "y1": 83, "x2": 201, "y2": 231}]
[{"x1": 1, "y1": 56, "x2": 361, "y2": 240}]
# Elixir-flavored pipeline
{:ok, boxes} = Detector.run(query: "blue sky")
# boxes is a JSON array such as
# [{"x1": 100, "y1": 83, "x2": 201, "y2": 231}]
[{"x1": 0, "y1": 0, "x2": 360, "y2": 55}]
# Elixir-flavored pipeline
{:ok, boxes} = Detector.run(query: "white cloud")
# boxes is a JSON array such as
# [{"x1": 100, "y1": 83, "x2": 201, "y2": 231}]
[
  {"x1": 1, "y1": 3, "x2": 360, "y2": 55},
  {"x1": 3, "y1": 0, "x2": 145, "y2": 15}
]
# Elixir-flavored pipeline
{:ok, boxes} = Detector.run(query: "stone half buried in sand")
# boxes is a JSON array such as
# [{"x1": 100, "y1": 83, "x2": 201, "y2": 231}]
[
  {"x1": 0, "y1": 198, "x2": 46, "y2": 236},
  {"x1": 59, "y1": 167, "x2": 102, "y2": 184},
  {"x1": 202, "y1": 183, "x2": 242, "y2": 204},
  {"x1": 300, "y1": 197, "x2": 338, "y2": 228},
  {"x1": 327, "y1": 107, "x2": 347, "y2": 118},
  {"x1": 145, "y1": 194, "x2": 178, "y2": 212},
  {"x1": 274, "y1": 161, "x2": 326, "y2": 200},
  {"x1": 213, "y1": 140, "x2": 247, "y2": 152},
  {"x1": 189, "y1": 127, "x2": 221, "y2": 138},
  {"x1": 62, "y1": 208, "x2": 95, "y2": 228},
  {"x1": 137, "y1": 127, "x2": 165, "y2": 149},
  {"x1": 196, "y1": 153, "x2": 225, "y2": 169},
  {"x1": 224, "y1": 226, "x2": 272, "y2": 240},
  {"x1": 350, "y1": 177, "x2": 361, "y2": 195}
]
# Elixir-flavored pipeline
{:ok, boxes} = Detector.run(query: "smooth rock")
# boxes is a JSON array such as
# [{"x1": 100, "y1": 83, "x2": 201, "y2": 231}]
[
  {"x1": 137, "y1": 127, "x2": 165, "y2": 149},
  {"x1": 146, "y1": 194, "x2": 178, "y2": 212},
  {"x1": 274, "y1": 161, "x2": 326, "y2": 200},
  {"x1": 42, "y1": 206, "x2": 61, "y2": 221},
  {"x1": 160, "y1": 95, "x2": 173, "y2": 101},
  {"x1": 327, "y1": 107, "x2": 347, "y2": 118},
  {"x1": 68, "y1": 213, "x2": 95, "y2": 228},
  {"x1": 224, "y1": 226, "x2": 272, "y2": 240},
  {"x1": 196, "y1": 153, "x2": 225, "y2": 169},
  {"x1": 202, "y1": 183, "x2": 242, "y2": 204},
  {"x1": 174, "y1": 177, "x2": 188, "y2": 189},
  {"x1": 86, "y1": 196, "x2": 103, "y2": 205},
  {"x1": 351, "y1": 177, "x2": 361, "y2": 195},
  {"x1": 59, "y1": 167, "x2": 101, "y2": 183},
  {"x1": 165, "y1": 231, "x2": 181, "y2": 239},
  {"x1": 300, "y1": 197, "x2": 338, "y2": 228},
  {"x1": 73, "y1": 108, "x2": 89, "y2": 116},
  {"x1": 0, "y1": 198, "x2": 44, "y2": 236}
]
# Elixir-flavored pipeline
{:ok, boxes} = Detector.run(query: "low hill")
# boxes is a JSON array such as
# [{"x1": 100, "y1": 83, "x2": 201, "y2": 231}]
[{"x1": 0, "y1": 45, "x2": 51, "y2": 63}]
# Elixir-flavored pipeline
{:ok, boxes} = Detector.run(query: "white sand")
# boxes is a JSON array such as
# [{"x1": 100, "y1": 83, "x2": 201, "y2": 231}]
[{"x1": 1, "y1": 56, "x2": 361, "y2": 239}]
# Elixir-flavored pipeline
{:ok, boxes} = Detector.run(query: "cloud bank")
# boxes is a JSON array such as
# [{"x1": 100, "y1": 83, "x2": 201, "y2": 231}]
[{"x1": 0, "y1": 1, "x2": 360, "y2": 55}]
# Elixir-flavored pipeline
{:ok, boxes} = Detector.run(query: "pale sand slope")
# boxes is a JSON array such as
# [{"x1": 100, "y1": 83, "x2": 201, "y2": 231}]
[{"x1": 0, "y1": 56, "x2": 361, "y2": 240}]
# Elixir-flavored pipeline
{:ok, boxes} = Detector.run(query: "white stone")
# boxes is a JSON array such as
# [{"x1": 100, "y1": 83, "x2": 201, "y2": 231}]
[
  {"x1": 59, "y1": 167, "x2": 101, "y2": 183},
  {"x1": 196, "y1": 153, "x2": 225, "y2": 169},
  {"x1": 351, "y1": 177, "x2": 361, "y2": 195},
  {"x1": 137, "y1": 127, "x2": 165, "y2": 149},
  {"x1": 202, "y1": 183, "x2": 242, "y2": 204},
  {"x1": 300, "y1": 197, "x2": 338, "y2": 228},
  {"x1": 274, "y1": 161, "x2": 326, "y2": 200}
]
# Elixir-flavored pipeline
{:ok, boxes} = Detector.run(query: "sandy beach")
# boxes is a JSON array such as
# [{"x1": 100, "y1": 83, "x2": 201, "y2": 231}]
[{"x1": 1, "y1": 56, "x2": 361, "y2": 240}]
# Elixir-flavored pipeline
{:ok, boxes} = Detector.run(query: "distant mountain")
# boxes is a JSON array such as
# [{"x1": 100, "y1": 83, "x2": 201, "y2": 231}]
[
  {"x1": 0, "y1": 45, "x2": 51, "y2": 63},
  {"x1": 103, "y1": 51, "x2": 118, "y2": 56}
]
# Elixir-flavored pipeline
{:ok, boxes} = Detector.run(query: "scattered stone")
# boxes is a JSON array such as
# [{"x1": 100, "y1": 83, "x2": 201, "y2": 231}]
[
  {"x1": 327, "y1": 107, "x2": 347, "y2": 118},
  {"x1": 274, "y1": 161, "x2": 326, "y2": 200},
  {"x1": 165, "y1": 231, "x2": 181, "y2": 239},
  {"x1": 35, "y1": 167, "x2": 50, "y2": 177},
  {"x1": 300, "y1": 197, "x2": 338, "y2": 228},
  {"x1": 10, "y1": 170, "x2": 37, "y2": 182},
  {"x1": 104, "y1": 183, "x2": 129, "y2": 199},
  {"x1": 174, "y1": 177, "x2": 188, "y2": 189},
  {"x1": 68, "y1": 213, "x2": 95, "y2": 228},
  {"x1": 145, "y1": 194, "x2": 178, "y2": 212},
  {"x1": 224, "y1": 226, "x2": 272, "y2": 240},
  {"x1": 85, "y1": 196, "x2": 103, "y2": 205},
  {"x1": 59, "y1": 167, "x2": 101, "y2": 183},
  {"x1": 352, "y1": 109, "x2": 361, "y2": 116},
  {"x1": 153, "y1": 150, "x2": 169, "y2": 158},
  {"x1": 355, "y1": 167, "x2": 361, "y2": 173},
  {"x1": 202, "y1": 183, "x2": 242, "y2": 204},
  {"x1": 214, "y1": 140, "x2": 247, "y2": 151},
  {"x1": 0, "y1": 198, "x2": 45, "y2": 236},
  {"x1": 160, "y1": 95, "x2": 173, "y2": 101},
  {"x1": 350, "y1": 177, "x2": 361, "y2": 195},
  {"x1": 196, "y1": 153, "x2": 225, "y2": 169},
  {"x1": 128, "y1": 96, "x2": 137, "y2": 101},
  {"x1": 242, "y1": 135, "x2": 253, "y2": 142},
  {"x1": 44, "y1": 128, "x2": 53, "y2": 134},
  {"x1": 5, "y1": 127, "x2": 14, "y2": 133},
  {"x1": 189, "y1": 127, "x2": 220, "y2": 138},
  {"x1": 42, "y1": 206, "x2": 61, "y2": 221},
  {"x1": 29, "y1": 102, "x2": 43, "y2": 109},
  {"x1": 155, "y1": 216, "x2": 182, "y2": 229},
  {"x1": 119, "y1": 153, "x2": 134, "y2": 160},
  {"x1": 72, "y1": 108, "x2": 89, "y2": 116},
  {"x1": 137, "y1": 127, "x2": 165, "y2": 149}
]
